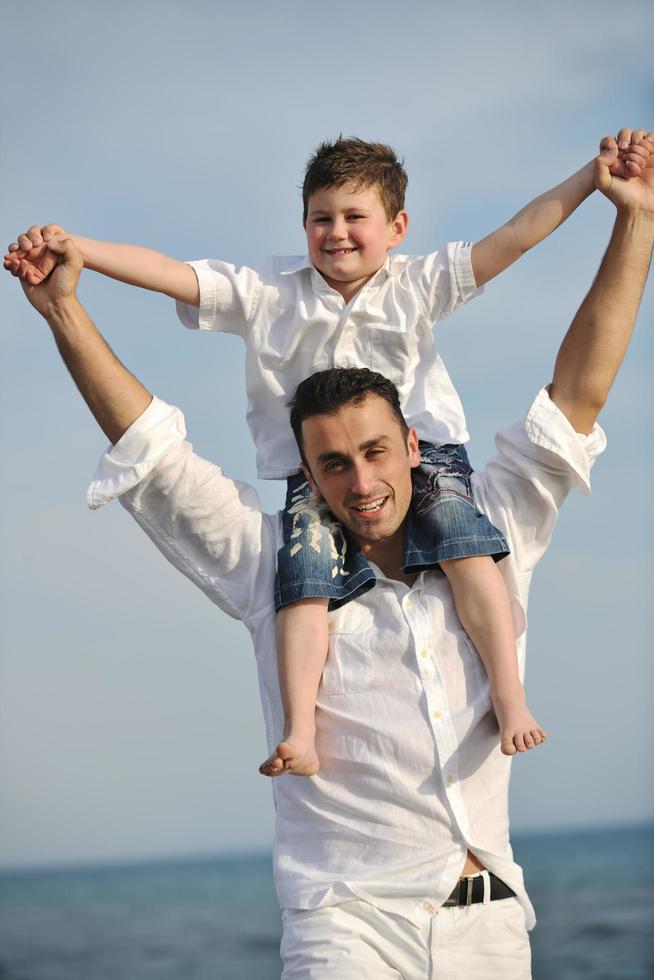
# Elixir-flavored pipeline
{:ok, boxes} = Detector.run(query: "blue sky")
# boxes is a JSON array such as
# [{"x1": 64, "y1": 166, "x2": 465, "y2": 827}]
[{"x1": 1, "y1": 0, "x2": 652, "y2": 868}]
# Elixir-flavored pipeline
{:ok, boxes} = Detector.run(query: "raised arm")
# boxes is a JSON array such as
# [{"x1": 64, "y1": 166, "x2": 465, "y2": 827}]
[
  {"x1": 471, "y1": 128, "x2": 653, "y2": 288},
  {"x1": 5, "y1": 223, "x2": 199, "y2": 305},
  {"x1": 17, "y1": 237, "x2": 274, "y2": 625},
  {"x1": 550, "y1": 137, "x2": 654, "y2": 434},
  {"x1": 20, "y1": 238, "x2": 153, "y2": 444}
]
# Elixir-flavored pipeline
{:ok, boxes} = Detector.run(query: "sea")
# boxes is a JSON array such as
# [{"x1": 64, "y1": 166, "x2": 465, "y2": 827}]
[{"x1": 0, "y1": 824, "x2": 652, "y2": 980}]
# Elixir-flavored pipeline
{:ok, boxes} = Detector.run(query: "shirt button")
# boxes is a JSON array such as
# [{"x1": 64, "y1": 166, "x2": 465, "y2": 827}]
[
  {"x1": 422, "y1": 901, "x2": 436, "y2": 915},
  {"x1": 433, "y1": 709, "x2": 442, "y2": 719},
  {"x1": 447, "y1": 773, "x2": 455, "y2": 786},
  {"x1": 341, "y1": 358, "x2": 350, "y2": 367},
  {"x1": 420, "y1": 649, "x2": 429, "y2": 659},
  {"x1": 405, "y1": 598, "x2": 413, "y2": 608}
]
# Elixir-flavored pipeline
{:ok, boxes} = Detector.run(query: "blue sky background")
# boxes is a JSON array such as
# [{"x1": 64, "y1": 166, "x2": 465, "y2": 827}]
[{"x1": 1, "y1": 0, "x2": 652, "y2": 869}]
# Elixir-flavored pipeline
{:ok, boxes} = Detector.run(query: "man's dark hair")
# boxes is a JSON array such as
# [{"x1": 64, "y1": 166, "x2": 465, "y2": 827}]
[
  {"x1": 302, "y1": 137, "x2": 408, "y2": 223},
  {"x1": 290, "y1": 368, "x2": 409, "y2": 467}
]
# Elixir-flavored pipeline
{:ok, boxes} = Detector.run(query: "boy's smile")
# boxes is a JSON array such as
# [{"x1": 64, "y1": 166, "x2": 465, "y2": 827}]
[{"x1": 304, "y1": 183, "x2": 408, "y2": 303}]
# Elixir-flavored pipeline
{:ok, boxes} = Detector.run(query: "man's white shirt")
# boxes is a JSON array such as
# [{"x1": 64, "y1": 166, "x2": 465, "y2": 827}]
[
  {"x1": 175, "y1": 244, "x2": 480, "y2": 479},
  {"x1": 87, "y1": 389, "x2": 606, "y2": 930}
]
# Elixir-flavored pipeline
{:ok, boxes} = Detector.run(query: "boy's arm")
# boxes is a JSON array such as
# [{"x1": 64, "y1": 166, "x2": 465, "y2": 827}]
[
  {"x1": 4, "y1": 223, "x2": 200, "y2": 306},
  {"x1": 470, "y1": 128, "x2": 653, "y2": 288}
]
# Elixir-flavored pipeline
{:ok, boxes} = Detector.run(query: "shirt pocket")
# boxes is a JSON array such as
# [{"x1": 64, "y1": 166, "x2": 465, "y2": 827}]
[
  {"x1": 368, "y1": 322, "x2": 411, "y2": 383},
  {"x1": 321, "y1": 604, "x2": 375, "y2": 696}
]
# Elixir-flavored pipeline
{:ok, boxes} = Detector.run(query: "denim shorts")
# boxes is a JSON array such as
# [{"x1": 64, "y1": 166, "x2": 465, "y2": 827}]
[
  {"x1": 274, "y1": 442, "x2": 509, "y2": 611},
  {"x1": 403, "y1": 442, "x2": 509, "y2": 573}
]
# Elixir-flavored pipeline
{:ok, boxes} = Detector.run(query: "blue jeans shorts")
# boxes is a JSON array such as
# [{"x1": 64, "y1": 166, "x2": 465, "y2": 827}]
[{"x1": 274, "y1": 442, "x2": 509, "y2": 611}]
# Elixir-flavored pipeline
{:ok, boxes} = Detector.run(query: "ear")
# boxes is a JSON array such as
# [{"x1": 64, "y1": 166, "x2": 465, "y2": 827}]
[
  {"x1": 407, "y1": 427, "x2": 421, "y2": 469},
  {"x1": 388, "y1": 210, "x2": 409, "y2": 249},
  {"x1": 301, "y1": 463, "x2": 321, "y2": 497}
]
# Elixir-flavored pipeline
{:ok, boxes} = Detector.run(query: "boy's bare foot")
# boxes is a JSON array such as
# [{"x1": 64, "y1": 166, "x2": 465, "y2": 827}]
[
  {"x1": 258, "y1": 736, "x2": 320, "y2": 778},
  {"x1": 493, "y1": 697, "x2": 548, "y2": 756}
]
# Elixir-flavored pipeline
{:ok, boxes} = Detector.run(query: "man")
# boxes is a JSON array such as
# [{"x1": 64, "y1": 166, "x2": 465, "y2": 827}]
[{"x1": 14, "y1": 135, "x2": 653, "y2": 977}]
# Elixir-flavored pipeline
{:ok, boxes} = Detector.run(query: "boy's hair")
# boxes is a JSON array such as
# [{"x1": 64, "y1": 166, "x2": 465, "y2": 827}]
[
  {"x1": 290, "y1": 368, "x2": 409, "y2": 467},
  {"x1": 302, "y1": 137, "x2": 408, "y2": 223}
]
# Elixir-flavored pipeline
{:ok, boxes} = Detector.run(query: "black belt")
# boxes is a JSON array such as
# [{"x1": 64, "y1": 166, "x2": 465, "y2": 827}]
[{"x1": 443, "y1": 872, "x2": 515, "y2": 907}]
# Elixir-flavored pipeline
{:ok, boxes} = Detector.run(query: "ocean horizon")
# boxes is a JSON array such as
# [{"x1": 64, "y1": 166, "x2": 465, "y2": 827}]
[{"x1": 1, "y1": 822, "x2": 652, "y2": 979}]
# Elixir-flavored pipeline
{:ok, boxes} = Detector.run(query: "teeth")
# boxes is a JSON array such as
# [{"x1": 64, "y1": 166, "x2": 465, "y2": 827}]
[{"x1": 355, "y1": 498, "x2": 385, "y2": 512}]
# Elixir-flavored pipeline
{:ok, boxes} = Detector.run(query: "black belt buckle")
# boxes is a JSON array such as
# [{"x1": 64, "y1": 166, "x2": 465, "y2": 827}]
[{"x1": 443, "y1": 871, "x2": 513, "y2": 907}]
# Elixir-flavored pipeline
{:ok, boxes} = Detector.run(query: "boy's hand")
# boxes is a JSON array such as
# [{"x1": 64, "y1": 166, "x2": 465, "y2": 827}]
[
  {"x1": 596, "y1": 134, "x2": 654, "y2": 213},
  {"x1": 610, "y1": 128, "x2": 654, "y2": 179},
  {"x1": 4, "y1": 223, "x2": 67, "y2": 284}
]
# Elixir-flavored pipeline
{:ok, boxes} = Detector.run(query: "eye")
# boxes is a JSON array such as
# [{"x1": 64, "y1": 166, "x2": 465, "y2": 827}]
[
  {"x1": 366, "y1": 448, "x2": 385, "y2": 459},
  {"x1": 324, "y1": 459, "x2": 346, "y2": 473}
]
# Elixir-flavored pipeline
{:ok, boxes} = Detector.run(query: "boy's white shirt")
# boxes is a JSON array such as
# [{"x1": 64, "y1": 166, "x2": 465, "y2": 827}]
[{"x1": 175, "y1": 243, "x2": 481, "y2": 479}]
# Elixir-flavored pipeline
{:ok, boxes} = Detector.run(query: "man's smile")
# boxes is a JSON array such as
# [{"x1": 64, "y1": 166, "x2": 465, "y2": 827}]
[
  {"x1": 323, "y1": 247, "x2": 359, "y2": 256},
  {"x1": 351, "y1": 494, "x2": 390, "y2": 516}
]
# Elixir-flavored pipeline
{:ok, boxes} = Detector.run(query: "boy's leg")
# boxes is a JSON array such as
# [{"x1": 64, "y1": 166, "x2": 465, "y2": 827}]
[
  {"x1": 259, "y1": 597, "x2": 328, "y2": 777},
  {"x1": 407, "y1": 442, "x2": 546, "y2": 756},
  {"x1": 262, "y1": 474, "x2": 375, "y2": 778},
  {"x1": 441, "y1": 556, "x2": 547, "y2": 755}
]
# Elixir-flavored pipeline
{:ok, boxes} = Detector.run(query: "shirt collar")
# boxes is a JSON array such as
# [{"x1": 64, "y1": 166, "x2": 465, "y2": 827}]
[
  {"x1": 280, "y1": 255, "x2": 314, "y2": 275},
  {"x1": 279, "y1": 255, "x2": 398, "y2": 278}
]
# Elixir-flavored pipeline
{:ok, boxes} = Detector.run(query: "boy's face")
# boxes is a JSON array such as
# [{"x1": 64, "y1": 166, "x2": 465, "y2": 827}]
[{"x1": 304, "y1": 183, "x2": 408, "y2": 301}]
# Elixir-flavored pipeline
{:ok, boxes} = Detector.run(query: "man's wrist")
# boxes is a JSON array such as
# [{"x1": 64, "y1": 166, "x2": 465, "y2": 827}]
[
  {"x1": 44, "y1": 294, "x2": 85, "y2": 328},
  {"x1": 614, "y1": 206, "x2": 654, "y2": 232}
]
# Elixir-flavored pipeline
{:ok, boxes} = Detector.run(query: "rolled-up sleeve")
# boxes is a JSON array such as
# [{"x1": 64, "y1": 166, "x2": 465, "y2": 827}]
[
  {"x1": 175, "y1": 259, "x2": 261, "y2": 335},
  {"x1": 87, "y1": 397, "x2": 187, "y2": 509},
  {"x1": 409, "y1": 242, "x2": 483, "y2": 323},
  {"x1": 472, "y1": 386, "x2": 607, "y2": 576},
  {"x1": 87, "y1": 397, "x2": 276, "y2": 624}
]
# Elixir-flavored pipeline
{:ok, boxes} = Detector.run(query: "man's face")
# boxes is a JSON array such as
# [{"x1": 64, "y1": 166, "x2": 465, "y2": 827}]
[
  {"x1": 301, "y1": 394, "x2": 420, "y2": 553},
  {"x1": 304, "y1": 183, "x2": 408, "y2": 298}
]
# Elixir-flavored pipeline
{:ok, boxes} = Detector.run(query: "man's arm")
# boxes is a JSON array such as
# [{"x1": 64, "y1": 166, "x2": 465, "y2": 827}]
[
  {"x1": 19, "y1": 237, "x2": 274, "y2": 623},
  {"x1": 473, "y1": 135, "x2": 653, "y2": 576},
  {"x1": 550, "y1": 136, "x2": 654, "y2": 434},
  {"x1": 20, "y1": 238, "x2": 153, "y2": 444},
  {"x1": 471, "y1": 128, "x2": 653, "y2": 288},
  {"x1": 5, "y1": 224, "x2": 199, "y2": 305}
]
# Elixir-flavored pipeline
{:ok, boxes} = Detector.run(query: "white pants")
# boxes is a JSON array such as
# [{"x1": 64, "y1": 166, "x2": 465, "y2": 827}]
[{"x1": 281, "y1": 889, "x2": 531, "y2": 979}]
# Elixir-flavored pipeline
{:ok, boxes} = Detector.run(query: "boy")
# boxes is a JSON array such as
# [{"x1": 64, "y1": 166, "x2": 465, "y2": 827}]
[{"x1": 6, "y1": 133, "x2": 650, "y2": 779}]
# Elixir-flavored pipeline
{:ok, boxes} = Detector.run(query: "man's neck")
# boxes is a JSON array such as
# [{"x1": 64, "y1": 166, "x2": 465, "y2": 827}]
[{"x1": 359, "y1": 534, "x2": 416, "y2": 587}]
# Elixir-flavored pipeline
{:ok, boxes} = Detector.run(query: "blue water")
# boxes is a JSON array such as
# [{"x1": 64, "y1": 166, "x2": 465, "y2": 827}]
[{"x1": 0, "y1": 824, "x2": 652, "y2": 979}]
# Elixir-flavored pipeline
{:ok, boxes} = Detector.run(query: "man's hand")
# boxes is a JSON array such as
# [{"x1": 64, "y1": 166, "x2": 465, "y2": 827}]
[
  {"x1": 4, "y1": 223, "x2": 67, "y2": 283},
  {"x1": 609, "y1": 127, "x2": 654, "y2": 179},
  {"x1": 20, "y1": 237, "x2": 84, "y2": 320},
  {"x1": 597, "y1": 131, "x2": 654, "y2": 213}
]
